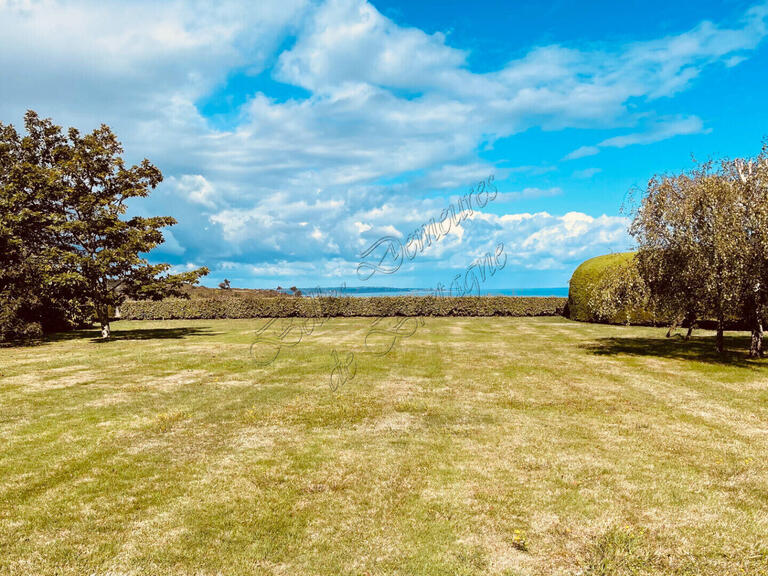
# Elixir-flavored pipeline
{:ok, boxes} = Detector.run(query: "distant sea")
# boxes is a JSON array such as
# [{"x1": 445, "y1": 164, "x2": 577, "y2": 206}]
[{"x1": 286, "y1": 287, "x2": 569, "y2": 298}]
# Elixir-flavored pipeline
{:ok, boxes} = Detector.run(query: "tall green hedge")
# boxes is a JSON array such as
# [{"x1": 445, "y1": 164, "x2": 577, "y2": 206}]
[
  {"x1": 568, "y1": 252, "x2": 658, "y2": 324},
  {"x1": 568, "y1": 252, "x2": 634, "y2": 322},
  {"x1": 120, "y1": 296, "x2": 567, "y2": 320}
]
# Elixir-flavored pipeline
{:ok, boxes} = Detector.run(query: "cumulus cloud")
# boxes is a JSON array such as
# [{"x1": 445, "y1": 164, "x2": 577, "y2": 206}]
[
  {"x1": 175, "y1": 175, "x2": 219, "y2": 208},
  {"x1": 462, "y1": 211, "x2": 630, "y2": 271},
  {"x1": 0, "y1": 0, "x2": 765, "y2": 285},
  {"x1": 275, "y1": 0, "x2": 467, "y2": 93}
]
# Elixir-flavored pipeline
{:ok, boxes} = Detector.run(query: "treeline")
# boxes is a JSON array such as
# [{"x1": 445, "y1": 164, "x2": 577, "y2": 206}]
[
  {"x1": 593, "y1": 144, "x2": 768, "y2": 356},
  {"x1": 0, "y1": 111, "x2": 207, "y2": 342}
]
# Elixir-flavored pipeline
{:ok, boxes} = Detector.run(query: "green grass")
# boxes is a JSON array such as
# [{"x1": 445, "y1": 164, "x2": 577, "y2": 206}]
[{"x1": 1, "y1": 317, "x2": 768, "y2": 575}]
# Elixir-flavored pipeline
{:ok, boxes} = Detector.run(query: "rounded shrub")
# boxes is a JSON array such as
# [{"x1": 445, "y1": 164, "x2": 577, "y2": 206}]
[{"x1": 568, "y1": 252, "x2": 638, "y2": 323}]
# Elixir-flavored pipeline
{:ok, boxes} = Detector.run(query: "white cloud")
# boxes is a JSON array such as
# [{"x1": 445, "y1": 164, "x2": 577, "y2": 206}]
[
  {"x1": 599, "y1": 116, "x2": 708, "y2": 148},
  {"x1": 564, "y1": 146, "x2": 600, "y2": 160},
  {"x1": 0, "y1": 0, "x2": 765, "y2": 284},
  {"x1": 275, "y1": 0, "x2": 466, "y2": 94},
  {"x1": 565, "y1": 115, "x2": 709, "y2": 159},
  {"x1": 455, "y1": 210, "x2": 631, "y2": 271},
  {"x1": 572, "y1": 168, "x2": 602, "y2": 179},
  {"x1": 0, "y1": 0, "x2": 307, "y2": 128},
  {"x1": 495, "y1": 187, "x2": 563, "y2": 203},
  {"x1": 175, "y1": 175, "x2": 219, "y2": 208},
  {"x1": 421, "y1": 164, "x2": 500, "y2": 190}
]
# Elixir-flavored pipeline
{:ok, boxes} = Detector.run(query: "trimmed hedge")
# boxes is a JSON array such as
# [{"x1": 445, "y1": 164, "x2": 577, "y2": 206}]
[
  {"x1": 567, "y1": 252, "x2": 657, "y2": 324},
  {"x1": 120, "y1": 296, "x2": 567, "y2": 320},
  {"x1": 568, "y1": 252, "x2": 633, "y2": 322}
]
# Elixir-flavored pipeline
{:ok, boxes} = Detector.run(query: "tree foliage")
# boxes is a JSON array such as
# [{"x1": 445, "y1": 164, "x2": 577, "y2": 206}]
[
  {"x1": 595, "y1": 145, "x2": 768, "y2": 355},
  {"x1": 0, "y1": 111, "x2": 208, "y2": 341},
  {"x1": 588, "y1": 256, "x2": 651, "y2": 326}
]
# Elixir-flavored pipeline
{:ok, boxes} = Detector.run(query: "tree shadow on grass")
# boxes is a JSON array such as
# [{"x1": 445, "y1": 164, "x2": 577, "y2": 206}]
[
  {"x1": 583, "y1": 334, "x2": 763, "y2": 367},
  {"x1": 45, "y1": 326, "x2": 220, "y2": 344}
]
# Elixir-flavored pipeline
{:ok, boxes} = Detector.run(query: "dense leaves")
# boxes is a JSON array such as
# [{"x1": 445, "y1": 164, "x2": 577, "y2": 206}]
[
  {"x1": 592, "y1": 145, "x2": 768, "y2": 355},
  {"x1": 588, "y1": 256, "x2": 654, "y2": 326},
  {"x1": 567, "y1": 252, "x2": 658, "y2": 324},
  {"x1": 0, "y1": 111, "x2": 208, "y2": 341},
  {"x1": 121, "y1": 296, "x2": 567, "y2": 320}
]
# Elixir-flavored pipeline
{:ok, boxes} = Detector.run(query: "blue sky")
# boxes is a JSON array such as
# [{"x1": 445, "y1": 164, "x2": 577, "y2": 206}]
[{"x1": 2, "y1": 0, "x2": 767, "y2": 289}]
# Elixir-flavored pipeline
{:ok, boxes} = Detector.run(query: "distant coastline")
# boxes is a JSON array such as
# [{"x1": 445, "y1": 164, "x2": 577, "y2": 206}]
[{"x1": 278, "y1": 287, "x2": 569, "y2": 298}]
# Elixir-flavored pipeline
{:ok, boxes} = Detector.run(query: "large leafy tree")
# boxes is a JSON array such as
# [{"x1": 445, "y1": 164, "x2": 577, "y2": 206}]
[
  {"x1": 632, "y1": 163, "x2": 746, "y2": 353},
  {"x1": 623, "y1": 154, "x2": 768, "y2": 355},
  {"x1": 631, "y1": 173, "x2": 707, "y2": 336},
  {"x1": 730, "y1": 148, "x2": 768, "y2": 356},
  {"x1": 54, "y1": 118, "x2": 208, "y2": 337},
  {"x1": 0, "y1": 111, "x2": 208, "y2": 340},
  {"x1": 0, "y1": 113, "x2": 68, "y2": 339}
]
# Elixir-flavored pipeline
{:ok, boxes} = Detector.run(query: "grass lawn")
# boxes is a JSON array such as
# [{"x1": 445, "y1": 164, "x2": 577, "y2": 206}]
[{"x1": 1, "y1": 316, "x2": 767, "y2": 575}]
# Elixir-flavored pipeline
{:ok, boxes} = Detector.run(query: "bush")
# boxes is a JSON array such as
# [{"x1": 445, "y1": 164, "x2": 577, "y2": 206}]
[
  {"x1": 0, "y1": 294, "x2": 44, "y2": 342},
  {"x1": 121, "y1": 296, "x2": 567, "y2": 320},
  {"x1": 568, "y1": 252, "x2": 657, "y2": 324}
]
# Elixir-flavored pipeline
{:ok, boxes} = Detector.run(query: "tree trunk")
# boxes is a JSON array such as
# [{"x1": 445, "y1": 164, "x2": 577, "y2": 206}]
[
  {"x1": 748, "y1": 284, "x2": 762, "y2": 358},
  {"x1": 99, "y1": 308, "x2": 111, "y2": 339},
  {"x1": 683, "y1": 311, "x2": 696, "y2": 340},
  {"x1": 716, "y1": 314, "x2": 725, "y2": 354},
  {"x1": 666, "y1": 313, "x2": 683, "y2": 338},
  {"x1": 750, "y1": 317, "x2": 763, "y2": 358}
]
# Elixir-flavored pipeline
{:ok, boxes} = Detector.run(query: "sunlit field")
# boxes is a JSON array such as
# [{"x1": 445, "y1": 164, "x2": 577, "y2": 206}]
[{"x1": 1, "y1": 317, "x2": 767, "y2": 575}]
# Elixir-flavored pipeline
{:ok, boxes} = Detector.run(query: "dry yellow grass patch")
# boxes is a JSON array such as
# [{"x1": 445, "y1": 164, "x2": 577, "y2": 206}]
[{"x1": 1, "y1": 317, "x2": 767, "y2": 575}]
